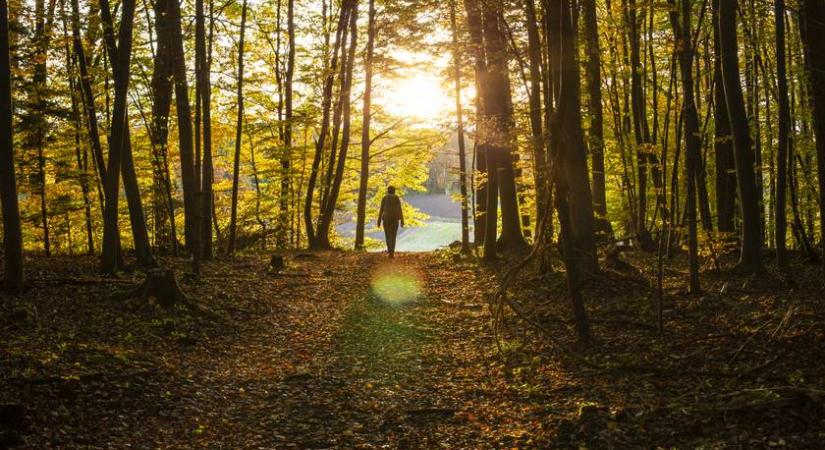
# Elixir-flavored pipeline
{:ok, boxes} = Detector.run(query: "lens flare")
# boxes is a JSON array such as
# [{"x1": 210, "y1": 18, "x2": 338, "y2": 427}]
[{"x1": 370, "y1": 264, "x2": 422, "y2": 305}]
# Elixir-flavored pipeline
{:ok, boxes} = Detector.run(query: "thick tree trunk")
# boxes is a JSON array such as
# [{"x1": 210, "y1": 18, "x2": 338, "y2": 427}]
[
  {"x1": 718, "y1": 0, "x2": 763, "y2": 273},
  {"x1": 480, "y1": 0, "x2": 526, "y2": 251},
  {"x1": 799, "y1": 0, "x2": 825, "y2": 269},
  {"x1": 547, "y1": 0, "x2": 598, "y2": 274},
  {"x1": 0, "y1": 0, "x2": 24, "y2": 292},
  {"x1": 150, "y1": 0, "x2": 176, "y2": 253}
]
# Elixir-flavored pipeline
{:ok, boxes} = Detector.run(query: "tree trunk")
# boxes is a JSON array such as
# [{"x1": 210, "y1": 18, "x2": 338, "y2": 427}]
[
  {"x1": 523, "y1": 0, "x2": 547, "y2": 230},
  {"x1": 100, "y1": 0, "x2": 137, "y2": 273},
  {"x1": 355, "y1": 0, "x2": 375, "y2": 250},
  {"x1": 99, "y1": 0, "x2": 153, "y2": 269},
  {"x1": 799, "y1": 0, "x2": 825, "y2": 268},
  {"x1": 304, "y1": 2, "x2": 349, "y2": 248},
  {"x1": 197, "y1": 0, "x2": 214, "y2": 259},
  {"x1": 775, "y1": 0, "x2": 789, "y2": 269},
  {"x1": 227, "y1": 0, "x2": 248, "y2": 255},
  {"x1": 669, "y1": 0, "x2": 700, "y2": 293},
  {"x1": 718, "y1": 0, "x2": 763, "y2": 273},
  {"x1": 627, "y1": 0, "x2": 652, "y2": 248},
  {"x1": 166, "y1": 0, "x2": 197, "y2": 251},
  {"x1": 316, "y1": 1, "x2": 358, "y2": 249},
  {"x1": 711, "y1": 0, "x2": 735, "y2": 233},
  {"x1": 150, "y1": 0, "x2": 177, "y2": 253},
  {"x1": 549, "y1": 0, "x2": 591, "y2": 342},
  {"x1": 582, "y1": 0, "x2": 609, "y2": 236},
  {"x1": 464, "y1": 0, "x2": 487, "y2": 246},
  {"x1": 0, "y1": 0, "x2": 24, "y2": 292},
  {"x1": 547, "y1": 0, "x2": 598, "y2": 274},
  {"x1": 480, "y1": 0, "x2": 526, "y2": 251},
  {"x1": 279, "y1": 0, "x2": 295, "y2": 248},
  {"x1": 450, "y1": 0, "x2": 470, "y2": 253}
]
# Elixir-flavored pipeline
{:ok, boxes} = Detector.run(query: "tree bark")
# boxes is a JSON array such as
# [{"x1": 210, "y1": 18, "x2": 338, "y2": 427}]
[
  {"x1": 582, "y1": 0, "x2": 609, "y2": 236},
  {"x1": 711, "y1": 0, "x2": 735, "y2": 233},
  {"x1": 227, "y1": 0, "x2": 248, "y2": 255},
  {"x1": 450, "y1": 0, "x2": 470, "y2": 253},
  {"x1": 799, "y1": 0, "x2": 825, "y2": 269},
  {"x1": 99, "y1": 0, "x2": 138, "y2": 273},
  {"x1": 0, "y1": 0, "x2": 24, "y2": 292},
  {"x1": 166, "y1": 0, "x2": 197, "y2": 251},
  {"x1": 718, "y1": 0, "x2": 763, "y2": 273},
  {"x1": 197, "y1": 0, "x2": 214, "y2": 259},
  {"x1": 547, "y1": 0, "x2": 598, "y2": 274},
  {"x1": 775, "y1": 0, "x2": 789, "y2": 269},
  {"x1": 669, "y1": 0, "x2": 700, "y2": 293},
  {"x1": 355, "y1": 0, "x2": 375, "y2": 250},
  {"x1": 480, "y1": 0, "x2": 526, "y2": 252}
]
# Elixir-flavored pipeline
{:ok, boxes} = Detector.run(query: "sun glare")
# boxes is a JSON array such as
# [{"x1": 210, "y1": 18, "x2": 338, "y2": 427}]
[
  {"x1": 380, "y1": 74, "x2": 449, "y2": 122},
  {"x1": 370, "y1": 264, "x2": 423, "y2": 305}
]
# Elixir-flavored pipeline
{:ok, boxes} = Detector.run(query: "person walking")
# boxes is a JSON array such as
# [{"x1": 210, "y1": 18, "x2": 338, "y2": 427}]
[{"x1": 377, "y1": 186, "x2": 404, "y2": 258}]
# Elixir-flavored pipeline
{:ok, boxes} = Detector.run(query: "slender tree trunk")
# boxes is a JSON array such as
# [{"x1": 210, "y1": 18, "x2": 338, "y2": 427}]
[
  {"x1": 627, "y1": 0, "x2": 653, "y2": 248},
  {"x1": 523, "y1": 0, "x2": 548, "y2": 231},
  {"x1": 355, "y1": 0, "x2": 375, "y2": 250},
  {"x1": 712, "y1": 0, "x2": 735, "y2": 233},
  {"x1": 775, "y1": 0, "x2": 789, "y2": 269},
  {"x1": 32, "y1": 0, "x2": 53, "y2": 256},
  {"x1": 279, "y1": 0, "x2": 295, "y2": 248},
  {"x1": 718, "y1": 0, "x2": 763, "y2": 273},
  {"x1": 166, "y1": 0, "x2": 197, "y2": 251},
  {"x1": 99, "y1": 0, "x2": 153, "y2": 268},
  {"x1": 464, "y1": 0, "x2": 487, "y2": 246},
  {"x1": 549, "y1": 0, "x2": 591, "y2": 342},
  {"x1": 0, "y1": 0, "x2": 24, "y2": 292},
  {"x1": 60, "y1": 2, "x2": 94, "y2": 255},
  {"x1": 305, "y1": 2, "x2": 348, "y2": 248},
  {"x1": 669, "y1": 0, "x2": 700, "y2": 293},
  {"x1": 582, "y1": 0, "x2": 609, "y2": 236},
  {"x1": 316, "y1": 1, "x2": 358, "y2": 249},
  {"x1": 450, "y1": 0, "x2": 470, "y2": 253},
  {"x1": 227, "y1": 0, "x2": 248, "y2": 255},
  {"x1": 197, "y1": 0, "x2": 214, "y2": 259},
  {"x1": 99, "y1": 0, "x2": 137, "y2": 273}
]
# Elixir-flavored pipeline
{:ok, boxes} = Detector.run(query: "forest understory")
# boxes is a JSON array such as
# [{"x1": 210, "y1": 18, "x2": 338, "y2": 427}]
[{"x1": 1, "y1": 249, "x2": 824, "y2": 449}]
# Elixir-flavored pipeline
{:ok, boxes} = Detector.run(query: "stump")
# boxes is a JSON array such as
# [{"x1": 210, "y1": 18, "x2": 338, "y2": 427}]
[
  {"x1": 268, "y1": 254, "x2": 286, "y2": 272},
  {"x1": 131, "y1": 268, "x2": 188, "y2": 308}
]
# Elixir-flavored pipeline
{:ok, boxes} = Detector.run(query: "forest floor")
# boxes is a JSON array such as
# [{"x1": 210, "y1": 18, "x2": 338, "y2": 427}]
[{"x1": 1, "y1": 249, "x2": 825, "y2": 448}]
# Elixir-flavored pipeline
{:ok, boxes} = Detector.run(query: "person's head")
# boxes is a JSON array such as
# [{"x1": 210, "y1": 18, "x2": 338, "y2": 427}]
[{"x1": 388, "y1": 186, "x2": 396, "y2": 195}]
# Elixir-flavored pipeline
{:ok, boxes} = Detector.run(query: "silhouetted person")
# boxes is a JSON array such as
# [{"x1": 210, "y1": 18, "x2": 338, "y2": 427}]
[{"x1": 377, "y1": 186, "x2": 404, "y2": 258}]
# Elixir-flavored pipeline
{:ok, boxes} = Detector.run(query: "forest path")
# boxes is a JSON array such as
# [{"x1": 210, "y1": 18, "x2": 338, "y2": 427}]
[
  {"x1": 244, "y1": 252, "x2": 504, "y2": 449},
  {"x1": 4, "y1": 251, "x2": 530, "y2": 449}
]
